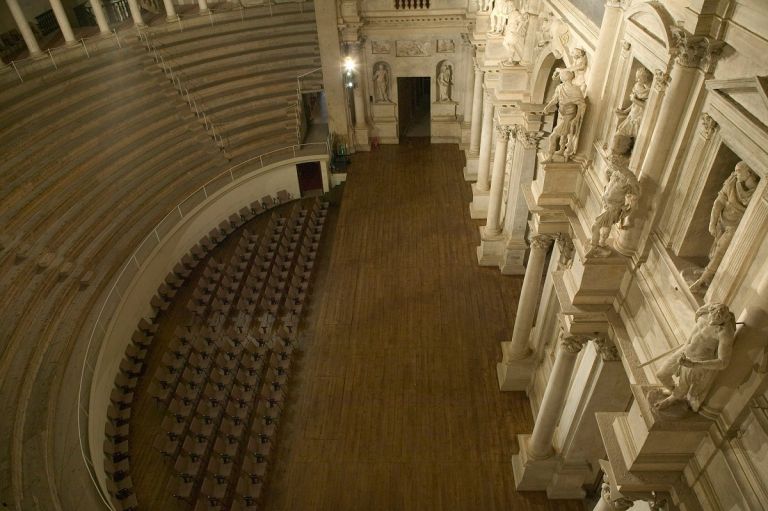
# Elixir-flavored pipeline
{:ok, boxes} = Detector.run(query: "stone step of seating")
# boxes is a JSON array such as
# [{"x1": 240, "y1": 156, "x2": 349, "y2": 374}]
[
  {"x1": 0, "y1": 48, "x2": 149, "y2": 123},
  {"x1": 186, "y1": 54, "x2": 321, "y2": 92},
  {"x1": 188, "y1": 61, "x2": 320, "y2": 97},
  {"x1": 150, "y1": 2, "x2": 315, "y2": 47},
  {"x1": 1, "y1": 92, "x2": 185, "y2": 211},
  {"x1": 227, "y1": 128, "x2": 297, "y2": 158},
  {"x1": 206, "y1": 90, "x2": 297, "y2": 118},
  {"x1": 171, "y1": 38, "x2": 319, "y2": 75},
  {"x1": 159, "y1": 18, "x2": 318, "y2": 60},
  {"x1": 218, "y1": 109, "x2": 293, "y2": 139}
]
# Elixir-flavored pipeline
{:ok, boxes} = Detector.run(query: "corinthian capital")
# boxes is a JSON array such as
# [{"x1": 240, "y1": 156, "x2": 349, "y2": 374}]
[
  {"x1": 560, "y1": 334, "x2": 591, "y2": 353},
  {"x1": 595, "y1": 338, "x2": 621, "y2": 361},
  {"x1": 514, "y1": 125, "x2": 541, "y2": 149},
  {"x1": 530, "y1": 234, "x2": 554, "y2": 250},
  {"x1": 670, "y1": 27, "x2": 724, "y2": 72},
  {"x1": 495, "y1": 124, "x2": 513, "y2": 140}
]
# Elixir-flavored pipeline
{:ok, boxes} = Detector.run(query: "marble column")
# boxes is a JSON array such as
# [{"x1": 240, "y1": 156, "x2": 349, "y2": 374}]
[
  {"x1": 6, "y1": 0, "x2": 42, "y2": 56},
  {"x1": 348, "y1": 41, "x2": 370, "y2": 151},
  {"x1": 126, "y1": 0, "x2": 145, "y2": 26},
  {"x1": 463, "y1": 54, "x2": 476, "y2": 131},
  {"x1": 497, "y1": 234, "x2": 553, "y2": 391},
  {"x1": 578, "y1": 1, "x2": 624, "y2": 152},
  {"x1": 512, "y1": 334, "x2": 590, "y2": 490},
  {"x1": 198, "y1": 0, "x2": 210, "y2": 14},
  {"x1": 485, "y1": 125, "x2": 513, "y2": 236},
  {"x1": 89, "y1": 0, "x2": 110, "y2": 34},
  {"x1": 464, "y1": 66, "x2": 485, "y2": 181},
  {"x1": 476, "y1": 91, "x2": 494, "y2": 191},
  {"x1": 469, "y1": 67, "x2": 484, "y2": 155},
  {"x1": 500, "y1": 128, "x2": 540, "y2": 275},
  {"x1": 49, "y1": 0, "x2": 76, "y2": 44},
  {"x1": 469, "y1": 91, "x2": 494, "y2": 218},
  {"x1": 616, "y1": 30, "x2": 720, "y2": 256},
  {"x1": 162, "y1": 0, "x2": 179, "y2": 22},
  {"x1": 528, "y1": 337, "x2": 588, "y2": 458}
]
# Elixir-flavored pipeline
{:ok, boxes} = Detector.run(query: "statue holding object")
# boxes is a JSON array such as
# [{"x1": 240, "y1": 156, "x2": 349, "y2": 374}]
[
  {"x1": 689, "y1": 162, "x2": 759, "y2": 293},
  {"x1": 541, "y1": 68, "x2": 586, "y2": 162},
  {"x1": 654, "y1": 303, "x2": 736, "y2": 412}
]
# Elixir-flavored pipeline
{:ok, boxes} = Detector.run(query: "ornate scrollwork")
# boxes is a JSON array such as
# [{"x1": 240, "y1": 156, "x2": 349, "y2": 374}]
[
  {"x1": 530, "y1": 234, "x2": 554, "y2": 250},
  {"x1": 699, "y1": 113, "x2": 718, "y2": 140}
]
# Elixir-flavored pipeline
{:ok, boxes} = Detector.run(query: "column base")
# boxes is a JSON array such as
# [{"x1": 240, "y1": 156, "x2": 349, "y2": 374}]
[
  {"x1": 500, "y1": 238, "x2": 528, "y2": 275},
  {"x1": 469, "y1": 183, "x2": 489, "y2": 219},
  {"x1": 546, "y1": 462, "x2": 590, "y2": 499},
  {"x1": 460, "y1": 122, "x2": 471, "y2": 147},
  {"x1": 512, "y1": 434, "x2": 559, "y2": 491},
  {"x1": 476, "y1": 226, "x2": 505, "y2": 266},
  {"x1": 166, "y1": 14, "x2": 181, "y2": 23},
  {"x1": 463, "y1": 155, "x2": 479, "y2": 181},
  {"x1": 496, "y1": 347, "x2": 536, "y2": 391},
  {"x1": 64, "y1": 39, "x2": 80, "y2": 47},
  {"x1": 354, "y1": 127, "x2": 370, "y2": 151}
]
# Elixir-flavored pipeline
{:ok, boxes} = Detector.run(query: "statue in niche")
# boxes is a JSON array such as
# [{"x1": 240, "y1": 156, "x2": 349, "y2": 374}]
[
  {"x1": 536, "y1": 12, "x2": 553, "y2": 49},
  {"x1": 563, "y1": 47, "x2": 588, "y2": 94},
  {"x1": 613, "y1": 67, "x2": 652, "y2": 147},
  {"x1": 689, "y1": 162, "x2": 760, "y2": 293},
  {"x1": 489, "y1": 0, "x2": 516, "y2": 35},
  {"x1": 501, "y1": 9, "x2": 529, "y2": 65},
  {"x1": 436, "y1": 61, "x2": 454, "y2": 102},
  {"x1": 372, "y1": 63, "x2": 391, "y2": 103},
  {"x1": 654, "y1": 303, "x2": 736, "y2": 413},
  {"x1": 541, "y1": 68, "x2": 586, "y2": 162},
  {"x1": 586, "y1": 136, "x2": 639, "y2": 258}
]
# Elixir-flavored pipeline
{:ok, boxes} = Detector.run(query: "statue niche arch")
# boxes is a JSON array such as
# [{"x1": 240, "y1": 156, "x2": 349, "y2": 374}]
[
  {"x1": 435, "y1": 60, "x2": 454, "y2": 103},
  {"x1": 372, "y1": 61, "x2": 392, "y2": 103}
]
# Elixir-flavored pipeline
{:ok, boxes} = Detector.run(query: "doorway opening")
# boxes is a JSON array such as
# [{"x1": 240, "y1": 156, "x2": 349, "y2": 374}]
[
  {"x1": 296, "y1": 161, "x2": 324, "y2": 197},
  {"x1": 397, "y1": 77, "x2": 430, "y2": 141}
]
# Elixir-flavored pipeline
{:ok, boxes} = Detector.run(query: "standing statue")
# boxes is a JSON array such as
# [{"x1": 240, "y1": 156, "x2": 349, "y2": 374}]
[
  {"x1": 542, "y1": 68, "x2": 586, "y2": 162},
  {"x1": 614, "y1": 68, "x2": 652, "y2": 144},
  {"x1": 489, "y1": 0, "x2": 515, "y2": 35},
  {"x1": 655, "y1": 303, "x2": 736, "y2": 412},
  {"x1": 690, "y1": 162, "x2": 759, "y2": 292},
  {"x1": 479, "y1": 0, "x2": 493, "y2": 12},
  {"x1": 501, "y1": 9, "x2": 529, "y2": 65},
  {"x1": 436, "y1": 62, "x2": 454, "y2": 102},
  {"x1": 587, "y1": 140, "x2": 640, "y2": 257},
  {"x1": 373, "y1": 63, "x2": 390, "y2": 103},
  {"x1": 536, "y1": 12, "x2": 553, "y2": 49},
  {"x1": 564, "y1": 47, "x2": 588, "y2": 94}
]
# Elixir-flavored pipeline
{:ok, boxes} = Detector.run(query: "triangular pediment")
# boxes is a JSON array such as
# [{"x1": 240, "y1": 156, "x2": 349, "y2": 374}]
[{"x1": 706, "y1": 76, "x2": 768, "y2": 130}]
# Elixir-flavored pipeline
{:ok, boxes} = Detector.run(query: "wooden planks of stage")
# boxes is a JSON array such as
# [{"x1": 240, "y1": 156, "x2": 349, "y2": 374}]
[
  {"x1": 127, "y1": 140, "x2": 584, "y2": 511},
  {"x1": 261, "y1": 141, "x2": 583, "y2": 511}
]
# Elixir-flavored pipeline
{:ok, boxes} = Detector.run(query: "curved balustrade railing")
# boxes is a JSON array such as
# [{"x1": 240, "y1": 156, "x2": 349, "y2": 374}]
[{"x1": 77, "y1": 140, "x2": 329, "y2": 509}]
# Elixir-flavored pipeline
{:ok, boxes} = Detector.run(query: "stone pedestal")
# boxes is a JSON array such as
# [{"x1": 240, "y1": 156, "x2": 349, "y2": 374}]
[
  {"x1": 354, "y1": 127, "x2": 371, "y2": 151},
  {"x1": 431, "y1": 102, "x2": 460, "y2": 143},
  {"x1": 469, "y1": 184, "x2": 489, "y2": 219},
  {"x1": 500, "y1": 238, "x2": 528, "y2": 275},
  {"x1": 512, "y1": 434, "x2": 560, "y2": 490},
  {"x1": 372, "y1": 102, "x2": 398, "y2": 144},
  {"x1": 613, "y1": 385, "x2": 713, "y2": 473},
  {"x1": 497, "y1": 349, "x2": 537, "y2": 390},
  {"x1": 530, "y1": 159, "x2": 582, "y2": 207},
  {"x1": 464, "y1": 155, "x2": 479, "y2": 181},
  {"x1": 476, "y1": 227, "x2": 505, "y2": 266},
  {"x1": 498, "y1": 64, "x2": 530, "y2": 95},
  {"x1": 562, "y1": 250, "x2": 630, "y2": 306},
  {"x1": 473, "y1": 13, "x2": 491, "y2": 40}
]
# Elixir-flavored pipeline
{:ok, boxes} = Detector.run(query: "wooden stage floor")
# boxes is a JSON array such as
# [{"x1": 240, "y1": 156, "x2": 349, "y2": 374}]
[{"x1": 129, "y1": 140, "x2": 584, "y2": 511}]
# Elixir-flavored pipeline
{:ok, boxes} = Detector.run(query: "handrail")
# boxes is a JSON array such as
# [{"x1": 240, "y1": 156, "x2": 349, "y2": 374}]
[
  {"x1": 1, "y1": 30, "x2": 122, "y2": 84},
  {"x1": 76, "y1": 139, "x2": 329, "y2": 509}
]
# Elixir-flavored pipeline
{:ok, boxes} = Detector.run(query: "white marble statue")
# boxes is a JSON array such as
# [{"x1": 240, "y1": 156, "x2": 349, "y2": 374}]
[
  {"x1": 480, "y1": 0, "x2": 493, "y2": 12},
  {"x1": 587, "y1": 144, "x2": 640, "y2": 257},
  {"x1": 536, "y1": 12, "x2": 553, "y2": 49},
  {"x1": 690, "y1": 162, "x2": 759, "y2": 293},
  {"x1": 542, "y1": 68, "x2": 586, "y2": 162},
  {"x1": 437, "y1": 62, "x2": 454, "y2": 102},
  {"x1": 373, "y1": 63, "x2": 391, "y2": 103},
  {"x1": 501, "y1": 9, "x2": 529, "y2": 65},
  {"x1": 489, "y1": 0, "x2": 515, "y2": 35},
  {"x1": 614, "y1": 68, "x2": 652, "y2": 142},
  {"x1": 655, "y1": 303, "x2": 736, "y2": 412},
  {"x1": 564, "y1": 47, "x2": 588, "y2": 94}
]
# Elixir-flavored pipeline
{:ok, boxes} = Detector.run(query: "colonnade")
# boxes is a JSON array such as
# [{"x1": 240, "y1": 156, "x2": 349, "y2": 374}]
[{"x1": 5, "y1": 0, "x2": 208, "y2": 58}]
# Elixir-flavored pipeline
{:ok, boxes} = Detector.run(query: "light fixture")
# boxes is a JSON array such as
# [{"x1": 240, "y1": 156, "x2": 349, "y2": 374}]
[{"x1": 343, "y1": 57, "x2": 356, "y2": 73}]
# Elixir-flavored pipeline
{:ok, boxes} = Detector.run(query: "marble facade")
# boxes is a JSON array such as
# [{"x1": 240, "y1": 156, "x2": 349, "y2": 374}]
[{"x1": 329, "y1": 1, "x2": 768, "y2": 509}]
